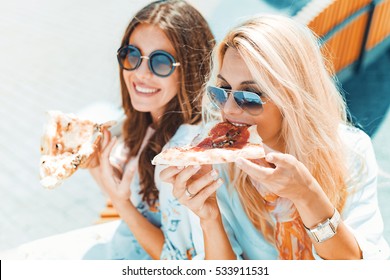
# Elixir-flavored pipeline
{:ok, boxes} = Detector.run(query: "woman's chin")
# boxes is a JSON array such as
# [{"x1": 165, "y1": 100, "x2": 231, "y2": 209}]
[{"x1": 130, "y1": 102, "x2": 153, "y2": 113}]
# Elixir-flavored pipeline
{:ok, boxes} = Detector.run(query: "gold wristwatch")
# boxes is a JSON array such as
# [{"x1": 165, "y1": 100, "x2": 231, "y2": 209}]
[{"x1": 304, "y1": 208, "x2": 341, "y2": 243}]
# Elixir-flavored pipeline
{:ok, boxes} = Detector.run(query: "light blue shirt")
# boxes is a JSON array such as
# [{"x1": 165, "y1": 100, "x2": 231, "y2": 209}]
[
  {"x1": 156, "y1": 124, "x2": 205, "y2": 259},
  {"x1": 106, "y1": 124, "x2": 207, "y2": 260}
]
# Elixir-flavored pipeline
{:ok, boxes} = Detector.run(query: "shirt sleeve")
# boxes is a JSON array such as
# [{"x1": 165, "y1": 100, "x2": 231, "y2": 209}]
[
  {"x1": 339, "y1": 129, "x2": 389, "y2": 259},
  {"x1": 155, "y1": 124, "x2": 204, "y2": 259},
  {"x1": 164, "y1": 124, "x2": 201, "y2": 149}
]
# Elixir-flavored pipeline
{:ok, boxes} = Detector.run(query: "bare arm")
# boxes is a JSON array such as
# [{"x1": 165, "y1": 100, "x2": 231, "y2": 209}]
[
  {"x1": 201, "y1": 212, "x2": 237, "y2": 259},
  {"x1": 160, "y1": 165, "x2": 236, "y2": 259},
  {"x1": 293, "y1": 183, "x2": 361, "y2": 259},
  {"x1": 236, "y1": 153, "x2": 361, "y2": 259}
]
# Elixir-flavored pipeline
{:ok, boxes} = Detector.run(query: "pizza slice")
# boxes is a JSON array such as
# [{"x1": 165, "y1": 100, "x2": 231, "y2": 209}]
[
  {"x1": 151, "y1": 121, "x2": 265, "y2": 166},
  {"x1": 39, "y1": 110, "x2": 116, "y2": 189}
]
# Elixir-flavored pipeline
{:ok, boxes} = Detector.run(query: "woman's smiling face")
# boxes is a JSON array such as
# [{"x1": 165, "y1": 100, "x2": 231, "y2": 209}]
[
  {"x1": 123, "y1": 23, "x2": 180, "y2": 124},
  {"x1": 218, "y1": 48, "x2": 284, "y2": 151}
]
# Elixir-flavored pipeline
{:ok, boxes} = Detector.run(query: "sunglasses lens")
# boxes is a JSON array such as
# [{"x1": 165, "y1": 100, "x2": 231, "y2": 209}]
[
  {"x1": 234, "y1": 91, "x2": 264, "y2": 115},
  {"x1": 117, "y1": 46, "x2": 179, "y2": 77},
  {"x1": 118, "y1": 46, "x2": 140, "y2": 70},
  {"x1": 207, "y1": 86, "x2": 228, "y2": 109},
  {"x1": 127, "y1": 48, "x2": 141, "y2": 69},
  {"x1": 150, "y1": 53, "x2": 175, "y2": 77}
]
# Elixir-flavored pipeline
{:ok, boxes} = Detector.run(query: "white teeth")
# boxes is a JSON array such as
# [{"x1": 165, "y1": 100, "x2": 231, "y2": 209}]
[
  {"x1": 135, "y1": 85, "x2": 158, "y2": 94},
  {"x1": 231, "y1": 122, "x2": 247, "y2": 127}
]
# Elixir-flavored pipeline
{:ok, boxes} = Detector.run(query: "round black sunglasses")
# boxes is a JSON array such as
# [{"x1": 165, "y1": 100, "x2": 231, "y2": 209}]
[
  {"x1": 117, "y1": 45, "x2": 180, "y2": 77},
  {"x1": 207, "y1": 86, "x2": 267, "y2": 115}
]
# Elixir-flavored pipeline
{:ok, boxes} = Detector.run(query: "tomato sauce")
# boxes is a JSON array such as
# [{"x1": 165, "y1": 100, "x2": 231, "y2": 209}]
[{"x1": 193, "y1": 122, "x2": 249, "y2": 150}]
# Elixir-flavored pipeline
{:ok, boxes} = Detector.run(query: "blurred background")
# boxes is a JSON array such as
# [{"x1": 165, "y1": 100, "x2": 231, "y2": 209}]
[{"x1": 0, "y1": 0, "x2": 389, "y2": 252}]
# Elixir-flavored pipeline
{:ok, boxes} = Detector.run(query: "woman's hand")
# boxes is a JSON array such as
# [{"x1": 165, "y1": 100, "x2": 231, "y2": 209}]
[
  {"x1": 90, "y1": 129, "x2": 135, "y2": 207},
  {"x1": 161, "y1": 165, "x2": 236, "y2": 260},
  {"x1": 160, "y1": 165, "x2": 223, "y2": 221},
  {"x1": 235, "y1": 152, "x2": 317, "y2": 203},
  {"x1": 89, "y1": 132, "x2": 164, "y2": 259},
  {"x1": 79, "y1": 134, "x2": 102, "y2": 169}
]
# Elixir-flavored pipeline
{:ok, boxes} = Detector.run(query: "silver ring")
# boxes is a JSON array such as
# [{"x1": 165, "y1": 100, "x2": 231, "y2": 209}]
[{"x1": 185, "y1": 187, "x2": 195, "y2": 198}]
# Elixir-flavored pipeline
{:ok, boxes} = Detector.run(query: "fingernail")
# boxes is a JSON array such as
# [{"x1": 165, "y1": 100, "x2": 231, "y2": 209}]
[
  {"x1": 266, "y1": 154, "x2": 273, "y2": 161},
  {"x1": 216, "y1": 178, "x2": 223, "y2": 186},
  {"x1": 193, "y1": 165, "x2": 201, "y2": 170},
  {"x1": 176, "y1": 166, "x2": 184, "y2": 170},
  {"x1": 211, "y1": 170, "x2": 219, "y2": 180}
]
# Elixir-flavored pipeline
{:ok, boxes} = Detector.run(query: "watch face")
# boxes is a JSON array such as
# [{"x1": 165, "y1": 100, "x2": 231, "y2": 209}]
[
  {"x1": 306, "y1": 209, "x2": 341, "y2": 243},
  {"x1": 311, "y1": 219, "x2": 337, "y2": 243}
]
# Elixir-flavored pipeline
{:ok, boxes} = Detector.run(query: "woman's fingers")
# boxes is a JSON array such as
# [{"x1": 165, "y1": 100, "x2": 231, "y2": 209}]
[
  {"x1": 160, "y1": 165, "x2": 218, "y2": 204},
  {"x1": 185, "y1": 169, "x2": 219, "y2": 198},
  {"x1": 185, "y1": 178, "x2": 223, "y2": 210},
  {"x1": 159, "y1": 166, "x2": 185, "y2": 183},
  {"x1": 173, "y1": 165, "x2": 201, "y2": 195},
  {"x1": 100, "y1": 136, "x2": 117, "y2": 171},
  {"x1": 169, "y1": 165, "x2": 201, "y2": 198},
  {"x1": 248, "y1": 157, "x2": 275, "y2": 168},
  {"x1": 92, "y1": 133, "x2": 102, "y2": 147},
  {"x1": 175, "y1": 165, "x2": 201, "y2": 184},
  {"x1": 265, "y1": 152, "x2": 295, "y2": 168},
  {"x1": 116, "y1": 164, "x2": 135, "y2": 196},
  {"x1": 101, "y1": 129, "x2": 112, "y2": 151},
  {"x1": 235, "y1": 157, "x2": 274, "y2": 181},
  {"x1": 122, "y1": 164, "x2": 136, "y2": 184}
]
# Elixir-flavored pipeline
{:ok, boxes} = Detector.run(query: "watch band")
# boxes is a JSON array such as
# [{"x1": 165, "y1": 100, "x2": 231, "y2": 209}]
[{"x1": 304, "y1": 208, "x2": 341, "y2": 243}]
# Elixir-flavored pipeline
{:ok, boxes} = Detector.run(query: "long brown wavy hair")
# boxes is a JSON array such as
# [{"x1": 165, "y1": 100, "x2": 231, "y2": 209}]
[{"x1": 119, "y1": 0, "x2": 215, "y2": 207}]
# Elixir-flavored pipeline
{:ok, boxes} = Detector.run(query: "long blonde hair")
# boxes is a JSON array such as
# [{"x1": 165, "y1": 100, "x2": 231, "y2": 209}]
[{"x1": 207, "y1": 15, "x2": 349, "y2": 243}]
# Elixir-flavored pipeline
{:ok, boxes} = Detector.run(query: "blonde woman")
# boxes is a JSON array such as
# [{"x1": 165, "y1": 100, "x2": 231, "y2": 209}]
[{"x1": 160, "y1": 15, "x2": 389, "y2": 259}]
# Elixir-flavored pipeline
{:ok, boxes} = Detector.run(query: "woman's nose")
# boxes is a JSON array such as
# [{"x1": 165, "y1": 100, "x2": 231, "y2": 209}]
[
  {"x1": 222, "y1": 93, "x2": 242, "y2": 115},
  {"x1": 134, "y1": 58, "x2": 153, "y2": 79}
]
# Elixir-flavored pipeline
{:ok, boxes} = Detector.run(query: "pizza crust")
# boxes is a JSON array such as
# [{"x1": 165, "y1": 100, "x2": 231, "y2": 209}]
[
  {"x1": 39, "y1": 110, "x2": 115, "y2": 189},
  {"x1": 152, "y1": 124, "x2": 265, "y2": 166},
  {"x1": 152, "y1": 143, "x2": 265, "y2": 166}
]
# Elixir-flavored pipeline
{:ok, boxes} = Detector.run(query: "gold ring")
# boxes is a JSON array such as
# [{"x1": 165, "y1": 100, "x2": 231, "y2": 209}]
[{"x1": 185, "y1": 187, "x2": 195, "y2": 198}]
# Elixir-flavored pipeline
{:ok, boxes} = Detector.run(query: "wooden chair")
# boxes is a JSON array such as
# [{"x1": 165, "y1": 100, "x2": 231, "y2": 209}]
[
  {"x1": 95, "y1": 199, "x2": 120, "y2": 224},
  {"x1": 294, "y1": 0, "x2": 390, "y2": 81},
  {"x1": 364, "y1": 0, "x2": 390, "y2": 66}
]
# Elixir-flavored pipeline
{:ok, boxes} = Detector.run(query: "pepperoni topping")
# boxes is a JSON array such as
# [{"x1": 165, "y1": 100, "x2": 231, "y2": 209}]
[{"x1": 193, "y1": 122, "x2": 249, "y2": 150}]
